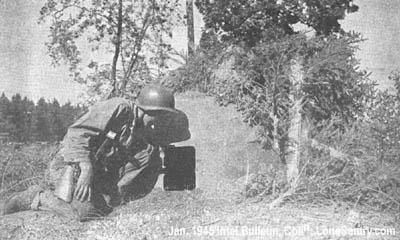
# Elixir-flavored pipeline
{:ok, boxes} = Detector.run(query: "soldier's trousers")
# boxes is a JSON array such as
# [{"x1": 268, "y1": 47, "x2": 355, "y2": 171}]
[{"x1": 31, "y1": 148, "x2": 161, "y2": 222}]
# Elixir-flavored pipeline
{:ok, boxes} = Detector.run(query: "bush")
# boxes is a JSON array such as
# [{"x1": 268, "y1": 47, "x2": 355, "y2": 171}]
[
  {"x1": 209, "y1": 33, "x2": 374, "y2": 153},
  {"x1": 161, "y1": 56, "x2": 211, "y2": 93},
  {"x1": 161, "y1": 49, "x2": 221, "y2": 93},
  {"x1": 161, "y1": 30, "x2": 226, "y2": 93},
  {"x1": 292, "y1": 79, "x2": 400, "y2": 211},
  {"x1": 241, "y1": 90, "x2": 400, "y2": 211}
]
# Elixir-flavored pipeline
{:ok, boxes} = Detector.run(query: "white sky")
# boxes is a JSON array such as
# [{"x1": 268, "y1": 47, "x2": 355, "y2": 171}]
[
  {"x1": 340, "y1": 0, "x2": 400, "y2": 90},
  {"x1": 0, "y1": 0, "x2": 399, "y2": 104}
]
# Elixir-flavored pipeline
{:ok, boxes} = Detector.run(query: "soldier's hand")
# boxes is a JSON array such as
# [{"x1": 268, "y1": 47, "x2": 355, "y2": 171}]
[
  {"x1": 75, "y1": 162, "x2": 93, "y2": 202},
  {"x1": 135, "y1": 146, "x2": 151, "y2": 168}
]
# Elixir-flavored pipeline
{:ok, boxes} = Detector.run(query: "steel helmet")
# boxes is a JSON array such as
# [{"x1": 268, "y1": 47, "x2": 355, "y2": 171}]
[{"x1": 136, "y1": 85, "x2": 178, "y2": 113}]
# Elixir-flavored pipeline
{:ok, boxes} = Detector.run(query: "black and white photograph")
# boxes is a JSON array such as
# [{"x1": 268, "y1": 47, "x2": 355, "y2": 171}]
[{"x1": 0, "y1": 0, "x2": 399, "y2": 239}]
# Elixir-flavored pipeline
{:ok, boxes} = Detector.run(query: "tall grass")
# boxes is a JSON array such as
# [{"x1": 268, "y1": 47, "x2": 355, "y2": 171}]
[{"x1": 0, "y1": 143, "x2": 57, "y2": 198}]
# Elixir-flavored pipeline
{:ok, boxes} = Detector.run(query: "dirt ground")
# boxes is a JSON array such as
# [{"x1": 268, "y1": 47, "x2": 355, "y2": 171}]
[{"x1": 0, "y1": 92, "x2": 399, "y2": 240}]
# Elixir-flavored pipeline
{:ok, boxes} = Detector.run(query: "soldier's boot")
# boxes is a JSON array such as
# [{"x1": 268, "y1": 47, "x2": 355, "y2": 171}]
[
  {"x1": 1, "y1": 185, "x2": 43, "y2": 215},
  {"x1": 32, "y1": 190, "x2": 112, "y2": 222}
]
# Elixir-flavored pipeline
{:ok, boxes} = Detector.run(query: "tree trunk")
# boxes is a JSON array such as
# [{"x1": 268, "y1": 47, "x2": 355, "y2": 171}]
[
  {"x1": 186, "y1": 0, "x2": 195, "y2": 57},
  {"x1": 286, "y1": 59, "x2": 304, "y2": 186},
  {"x1": 122, "y1": 6, "x2": 153, "y2": 90},
  {"x1": 109, "y1": 0, "x2": 123, "y2": 98}
]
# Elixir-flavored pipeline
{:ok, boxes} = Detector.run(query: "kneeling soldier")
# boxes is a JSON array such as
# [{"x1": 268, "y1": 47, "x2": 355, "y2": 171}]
[{"x1": 1, "y1": 85, "x2": 190, "y2": 221}]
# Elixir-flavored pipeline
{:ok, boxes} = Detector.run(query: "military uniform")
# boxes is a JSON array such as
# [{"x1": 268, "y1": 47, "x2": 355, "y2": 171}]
[
  {"x1": 3, "y1": 95, "x2": 190, "y2": 221},
  {"x1": 2, "y1": 85, "x2": 189, "y2": 221}
]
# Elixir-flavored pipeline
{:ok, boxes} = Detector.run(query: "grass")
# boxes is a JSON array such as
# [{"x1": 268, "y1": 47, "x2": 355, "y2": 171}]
[{"x1": 0, "y1": 143, "x2": 56, "y2": 198}]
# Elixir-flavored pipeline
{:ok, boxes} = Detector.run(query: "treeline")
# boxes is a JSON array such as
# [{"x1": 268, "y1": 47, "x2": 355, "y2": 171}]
[{"x1": 0, "y1": 93, "x2": 85, "y2": 142}]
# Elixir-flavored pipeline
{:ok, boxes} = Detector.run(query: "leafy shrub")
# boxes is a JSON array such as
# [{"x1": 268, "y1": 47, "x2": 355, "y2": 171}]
[
  {"x1": 298, "y1": 110, "x2": 400, "y2": 211},
  {"x1": 198, "y1": 31, "x2": 399, "y2": 211},
  {"x1": 161, "y1": 54, "x2": 213, "y2": 93},
  {"x1": 292, "y1": 78, "x2": 400, "y2": 211},
  {"x1": 161, "y1": 30, "x2": 226, "y2": 93},
  {"x1": 210, "y1": 33, "x2": 374, "y2": 152},
  {"x1": 238, "y1": 77, "x2": 400, "y2": 211},
  {"x1": 195, "y1": 0, "x2": 359, "y2": 46},
  {"x1": 161, "y1": 47, "x2": 222, "y2": 93}
]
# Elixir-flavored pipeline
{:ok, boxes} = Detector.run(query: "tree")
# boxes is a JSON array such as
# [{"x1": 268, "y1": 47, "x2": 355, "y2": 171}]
[
  {"x1": 186, "y1": 0, "x2": 195, "y2": 56},
  {"x1": 195, "y1": 0, "x2": 358, "y2": 47},
  {"x1": 0, "y1": 93, "x2": 11, "y2": 133},
  {"x1": 212, "y1": 32, "x2": 374, "y2": 178},
  {"x1": 8, "y1": 94, "x2": 27, "y2": 142},
  {"x1": 301, "y1": 0, "x2": 359, "y2": 36},
  {"x1": 32, "y1": 98, "x2": 50, "y2": 141},
  {"x1": 39, "y1": 0, "x2": 182, "y2": 100},
  {"x1": 0, "y1": 93, "x2": 83, "y2": 142},
  {"x1": 49, "y1": 99, "x2": 64, "y2": 141},
  {"x1": 22, "y1": 97, "x2": 35, "y2": 142}
]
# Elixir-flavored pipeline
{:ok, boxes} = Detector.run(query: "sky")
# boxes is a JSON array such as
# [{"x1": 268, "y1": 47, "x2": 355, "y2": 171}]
[
  {"x1": 340, "y1": 0, "x2": 400, "y2": 89},
  {"x1": 0, "y1": 0, "x2": 83, "y2": 103},
  {"x1": 0, "y1": 0, "x2": 399, "y2": 104}
]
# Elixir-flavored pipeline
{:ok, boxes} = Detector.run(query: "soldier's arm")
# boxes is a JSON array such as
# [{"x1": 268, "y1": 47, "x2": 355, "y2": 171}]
[
  {"x1": 61, "y1": 127, "x2": 96, "y2": 201},
  {"x1": 62, "y1": 98, "x2": 132, "y2": 201},
  {"x1": 62, "y1": 98, "x2": 133, "y2": 164}
]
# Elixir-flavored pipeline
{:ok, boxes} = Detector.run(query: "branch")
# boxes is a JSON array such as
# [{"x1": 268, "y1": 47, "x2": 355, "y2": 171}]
[
  {"x1": 309, "y1": 139, "x2": 360, "y2": 164},
  {"x1": 0, "y1": 176, "x2": 41, "y2": 195},
  {"x1": 365, "y1": 187, "x2": 400, "y2": 207},
  {"x1": 109, "y1": 0, "x2": 123, "y2": 98},
  {"x1": 0, "y1": 155, "x2": 13, "y2": 192},
  {"x1": 267, "y1": 137, "x2": 363, "y2": 209},
  {"x1": 169, "y1": 48, "x2": 187, "y2": 65},
  {"x1": 268, "y1": 155, "x2": 310, "y2": 209},
  {"x1": 122, "y1": 4, "x2": 155, "y2": 86},
  {"x1": 49, "y1": 4, "x2": 118, "y2": 31}
]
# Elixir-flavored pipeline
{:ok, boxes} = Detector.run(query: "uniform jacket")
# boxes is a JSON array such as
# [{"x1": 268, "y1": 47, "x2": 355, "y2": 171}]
[{"x1": 59, "y1": 97, "x2": 190, "y2": 168}]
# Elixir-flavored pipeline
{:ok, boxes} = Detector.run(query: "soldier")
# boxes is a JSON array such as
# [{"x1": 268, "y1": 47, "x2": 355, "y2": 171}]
[{"x1": 1, "y1": 85, "x2": 190, "y2": 221}]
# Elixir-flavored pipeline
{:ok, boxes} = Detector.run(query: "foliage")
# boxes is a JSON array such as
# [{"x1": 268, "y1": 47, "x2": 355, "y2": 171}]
[
  {"x1": 0, "y1": 93, "x2": 84, "y2": 142},
  {"x1": 161, "y1": 48, "x2": 220, "y2": 93},
  {"x1": 187, "y1": 24, "x2": 398, "y2": 210},
  {"x1": 301, "y1": 32, "x2": 375, "y2": 123},
  {"x1": 196, "y1": 0, "x2": 295, "y2": 46},
  {"x1": 161, "y1": 29, "x2": 228, "y2": 93},
  {"x1": 298, "y1": 103, "x2": 400, "y2": 211},
  {"x1": 195, "y1": 0, "x2": 359, "y2": 46},
  {"x1": 390, "y1": 70, "x2": 400, "y2": 100},
  {"x1": 39, "y1": 0, "x2": 182, "y2": 98},
  {"x1": 234, "y1": 85, "x2": 400, "y2": 211},
  {"x1": 365, "y1": 92, "x2": 400, "y2": 163},
  {"x1": 210, "y1": 33, "x2": 373, "y2": 151},
  {"x1": 242, "y1": 71, "x2": 400, "y2": 210},
  {"x1": 193, "y1": 0, "x2": 367, "y2": 154}
]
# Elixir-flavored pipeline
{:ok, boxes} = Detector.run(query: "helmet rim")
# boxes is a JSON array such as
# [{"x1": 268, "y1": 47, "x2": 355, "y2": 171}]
[{"x1": 135, "y1": 101, "x2": 179, "y2": 113}]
